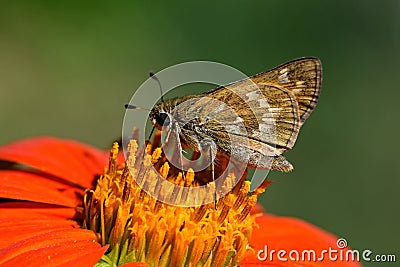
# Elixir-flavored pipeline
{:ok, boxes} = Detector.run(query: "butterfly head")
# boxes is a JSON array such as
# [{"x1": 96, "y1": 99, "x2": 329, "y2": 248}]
[
  {"x1": 149, "y1": 103, "x2": 173, "y2": 130},
  {"x1": 149, "y1": 96, "x2": 191, "y2": 130}
]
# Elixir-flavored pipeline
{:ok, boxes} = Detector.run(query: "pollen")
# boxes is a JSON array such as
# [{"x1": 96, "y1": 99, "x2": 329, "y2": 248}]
[{"x1": 82, "y1": 138, "x2": 272, "y2": 267}]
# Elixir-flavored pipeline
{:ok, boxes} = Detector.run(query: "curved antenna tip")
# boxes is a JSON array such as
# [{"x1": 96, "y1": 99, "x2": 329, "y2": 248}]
[
  {"x1": 125, "y1": 104, "x2": 137, "y2": 109},
  {"x1": 148, "y1": 72, "x2": 164, "y2": 103}
]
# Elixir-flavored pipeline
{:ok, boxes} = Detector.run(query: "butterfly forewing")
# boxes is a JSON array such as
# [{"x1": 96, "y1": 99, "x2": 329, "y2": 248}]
[
  {"x1": 205, "y1": 82, "x2": 300, "y2": 151},
  {"x1": 251, "y1": 57, "x2": 322, "y2": 124}
]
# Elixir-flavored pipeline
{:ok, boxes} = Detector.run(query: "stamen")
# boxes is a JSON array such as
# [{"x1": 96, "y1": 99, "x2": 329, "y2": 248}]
[
  {"x1": 232, "y1": 180, "x2": 250, "y2": 210},
  {"x1": 82, "y1": 139, "x2": 272, "y2": 267}
]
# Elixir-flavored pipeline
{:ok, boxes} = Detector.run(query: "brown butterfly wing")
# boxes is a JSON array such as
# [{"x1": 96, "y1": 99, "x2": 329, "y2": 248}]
[
  {"x1": 192, "y1": 58, "x2": 321, "y2": 152},
  {"x1": 203, "y1": 82, "x2": 300, "y2": 152},
  {"x1": 251, "y1": 57, "x2": 322, "y2": 124}
]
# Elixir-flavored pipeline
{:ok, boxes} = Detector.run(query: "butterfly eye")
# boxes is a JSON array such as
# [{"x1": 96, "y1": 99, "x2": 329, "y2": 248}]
[{"x1": 157, "y1": 112, "x2": 171, "y2": 127}]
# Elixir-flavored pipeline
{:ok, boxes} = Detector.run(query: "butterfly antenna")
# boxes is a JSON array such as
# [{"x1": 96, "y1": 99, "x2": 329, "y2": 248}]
[
  {"x1": 124, "y1": 105, "x2": 155, "y2": 140},
  {"x1": 149, "y1": 72, "x2": 165, "y2": 103},
  {"x1": 124, "y1": 104, "x2": 151, "y2": 111},
  {"x1": 125, "y1": 71, "x2": 164, "y2": 110}
]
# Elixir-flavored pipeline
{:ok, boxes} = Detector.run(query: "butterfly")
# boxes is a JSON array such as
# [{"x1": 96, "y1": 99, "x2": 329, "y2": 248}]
[{"x1": 147, "y1": 57, "x2": 322, "y2": 177}]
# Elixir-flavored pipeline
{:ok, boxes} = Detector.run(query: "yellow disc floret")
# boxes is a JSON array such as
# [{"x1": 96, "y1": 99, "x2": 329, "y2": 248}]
[{"x1": 82, "y1": 139, "x2": 271, "y2": 267}]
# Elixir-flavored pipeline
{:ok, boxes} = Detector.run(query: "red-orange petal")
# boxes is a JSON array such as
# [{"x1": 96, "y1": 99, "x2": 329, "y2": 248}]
[
  {"x1": 0, "y1": 202, "x2": 76, "y2": 221},
  {"x1": 241, "y1": 214, "x2": 362, "y2": 267},
  {"x1": 0, "y1": 170, "x2": 83, "y2": 207},
  {"x1": 0, "y1": 219, "x2": 79, "y2": 250},
  {"x1": 0, "y1": 137, "x2": 107, "y2": 188},
  {"x1": 0, "y1": 227, "x2": 105, "y2": 267},
  {"x1": 250, "y1": 203, "x2": 266, "y2": 215}
]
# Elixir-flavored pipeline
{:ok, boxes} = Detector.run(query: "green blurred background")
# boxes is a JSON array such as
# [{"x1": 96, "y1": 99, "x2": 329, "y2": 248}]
[{"x1": 0, "y1": 1, "x2": 399, "y2": 265}]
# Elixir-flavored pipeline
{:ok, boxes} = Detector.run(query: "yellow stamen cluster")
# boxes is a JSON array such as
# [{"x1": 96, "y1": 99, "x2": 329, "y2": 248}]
[{"x1": 82, "y1": 140, "x2": 271, "y2": 267}]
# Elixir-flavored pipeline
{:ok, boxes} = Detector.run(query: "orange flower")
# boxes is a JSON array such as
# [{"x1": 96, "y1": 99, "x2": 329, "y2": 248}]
[{"x1": 0, "y1": 137, "x2": 362, "y2": 267}]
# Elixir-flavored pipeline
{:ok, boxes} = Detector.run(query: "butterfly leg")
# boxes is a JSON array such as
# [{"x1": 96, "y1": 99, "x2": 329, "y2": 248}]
[
  {"x1": 210, "y1": 148, "x2": 217, "y2": 209},
  {"x1": 172, "y1": 122, "x2": 187, "y2": 181},
  {"x1": 200, "y1": 138, "x2": 217, "y2": 208}
]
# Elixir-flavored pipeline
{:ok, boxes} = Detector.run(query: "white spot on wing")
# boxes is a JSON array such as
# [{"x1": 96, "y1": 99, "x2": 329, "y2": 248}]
[
  {"x1": 233, "y1": 117, "x2": 243, "y2": 123},
  {"x1": 278, "y1": 69, "x2": 289, "y2": 83},
  {"x1": 268, "y1": 107, "x2": 281, "y2": 112},
  {"x1": 279, "y1": 68, "x2": 288, "y2": 74},
  {"x1": 292, "y1": 88, "x2": 303, "y2": 94},
  {"x1": 245, "y1": 90, "x2": 261, "y2": 101},
  {"x1": 258, "y1": 99, "x2": 269, "y2": 108},
  {"x1": 262, "y1": 117, "x2": 274, "y2": 123}
]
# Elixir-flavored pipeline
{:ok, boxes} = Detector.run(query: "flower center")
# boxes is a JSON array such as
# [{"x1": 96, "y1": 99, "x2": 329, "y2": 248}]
[{"x1": 81, "y1": 139, "x2": 271, "y2": 267}]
